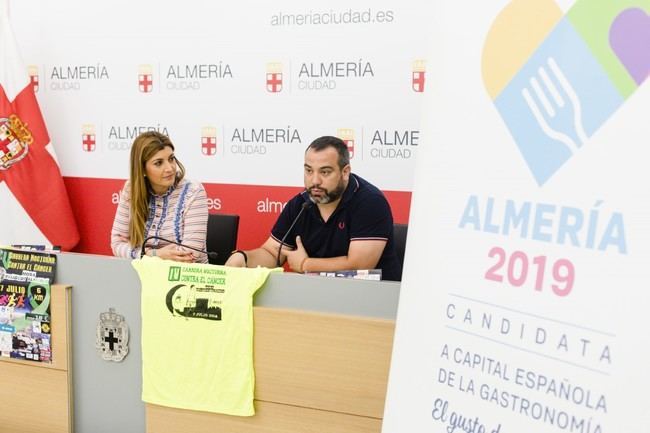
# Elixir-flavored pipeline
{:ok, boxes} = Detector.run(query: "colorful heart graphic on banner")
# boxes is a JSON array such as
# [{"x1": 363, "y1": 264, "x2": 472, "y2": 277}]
[
  {"x1": 610, "y1": 8, "x2": 650, "y2": 85},
  {"x1": 482, "y1": 0, "x2": 649, "y2": 186}
]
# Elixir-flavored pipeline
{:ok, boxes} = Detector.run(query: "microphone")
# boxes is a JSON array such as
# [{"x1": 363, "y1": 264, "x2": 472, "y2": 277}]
[
  {"x1": 140, "y1": 236, "x2": 218, "y2": 262},
  {"x1": 276, "y1": 201, "x2": 312, "y2": 267}
]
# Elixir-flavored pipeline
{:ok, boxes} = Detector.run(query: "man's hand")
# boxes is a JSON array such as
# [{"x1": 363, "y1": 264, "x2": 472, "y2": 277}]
[
  {"x1": 283, "y1": 236, "x2": 309, "y2": 272},
  {"x1": 225, "y1": 251, "x2": 246, "y2": 267}
]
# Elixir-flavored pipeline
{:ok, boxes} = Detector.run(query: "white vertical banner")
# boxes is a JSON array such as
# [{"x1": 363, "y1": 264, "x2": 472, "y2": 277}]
[{"x1": 384, "y1": 1, "x2": 650, "y2": 433}]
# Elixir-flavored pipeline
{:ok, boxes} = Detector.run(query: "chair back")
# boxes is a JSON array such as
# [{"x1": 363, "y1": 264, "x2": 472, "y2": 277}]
[
  {"x1": 206, "y1": 213, "x2": 240, "y2": 265},
  {"x1": 393, "y1": 223, "x2": 409, "y2": 277}
]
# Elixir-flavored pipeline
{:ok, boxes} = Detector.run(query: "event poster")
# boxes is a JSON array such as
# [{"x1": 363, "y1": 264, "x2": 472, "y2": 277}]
[
  {"x1": 384, "y1": 1, "x2": 649, "y2": 433},
  {"x1": 0, "y1": 248, "x2": 56, "y2": 362}
]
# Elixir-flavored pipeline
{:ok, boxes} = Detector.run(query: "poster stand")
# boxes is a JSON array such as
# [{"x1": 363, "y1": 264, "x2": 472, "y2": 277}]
[{"x1": 0, "y1": 284, "x2": 73, "y2": 433}]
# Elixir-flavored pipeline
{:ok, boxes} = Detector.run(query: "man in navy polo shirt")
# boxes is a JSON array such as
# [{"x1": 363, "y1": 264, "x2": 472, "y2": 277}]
[{"x1": 225, "y1": 136, "x2": 401, "y2": 281}]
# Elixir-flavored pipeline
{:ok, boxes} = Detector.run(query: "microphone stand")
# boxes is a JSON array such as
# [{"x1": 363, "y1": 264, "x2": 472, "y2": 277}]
[
  {"x1": 276, "y1": 201, "x2": 312, "y2": 267},
  {"x1": 140, "y1": 236, "x2": 218, "y2": 262}
]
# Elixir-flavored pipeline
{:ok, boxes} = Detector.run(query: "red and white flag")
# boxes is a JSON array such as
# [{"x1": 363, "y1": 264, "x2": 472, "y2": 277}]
[{"x1": 0, "y1": 0, "x2": 79, "y2": 250}]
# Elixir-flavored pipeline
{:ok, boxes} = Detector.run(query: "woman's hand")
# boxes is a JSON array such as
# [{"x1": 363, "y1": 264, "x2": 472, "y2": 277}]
[{"x1": 154, "y1": 244, "x2": 195, "y2": 263}]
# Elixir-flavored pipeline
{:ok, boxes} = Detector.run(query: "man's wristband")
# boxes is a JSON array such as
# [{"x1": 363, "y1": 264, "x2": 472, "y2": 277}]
[{"x1": 230, "y1": 250, "x2": 248, "y2": 266}]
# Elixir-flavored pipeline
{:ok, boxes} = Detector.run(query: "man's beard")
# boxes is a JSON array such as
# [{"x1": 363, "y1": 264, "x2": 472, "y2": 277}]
[{"x1": 308, "y1": 180, "x2": 345, "y2": 204}]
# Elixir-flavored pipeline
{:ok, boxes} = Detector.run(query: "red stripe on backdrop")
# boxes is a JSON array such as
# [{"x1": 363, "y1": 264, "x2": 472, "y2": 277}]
[
  {"x1": 64, "y1": 177, "x2": 412, "y2": 256},
  {"x1": 64, "y1": 177, "x2": 126, "y2": 255},
  {"x1": 203, "y1": 183, "x2": 303, "y2": 250},
  {"x1": 385, "y1": 190, "x2": 412, "y2": 225}
]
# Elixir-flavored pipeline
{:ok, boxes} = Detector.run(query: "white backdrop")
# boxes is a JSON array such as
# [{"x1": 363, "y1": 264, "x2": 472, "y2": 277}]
[{"x1": 8, "y1": 0, "x2": 430, "y2": 252}]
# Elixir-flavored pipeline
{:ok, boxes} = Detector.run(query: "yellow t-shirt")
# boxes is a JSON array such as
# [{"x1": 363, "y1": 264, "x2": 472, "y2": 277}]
[{"x1": 133, "y1": 256, "x2": 280, "y2": 416}]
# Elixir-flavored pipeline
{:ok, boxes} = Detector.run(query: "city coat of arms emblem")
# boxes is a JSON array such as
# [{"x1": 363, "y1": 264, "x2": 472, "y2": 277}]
[
  {"x1": 95, "y1": 308, "x2": 129, "y2": 362},
  {"x1": 0, "y1": 115, "x2": 32, "y2": 170}
]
